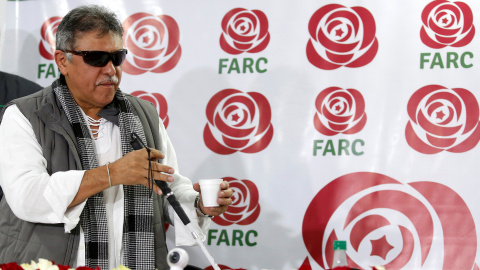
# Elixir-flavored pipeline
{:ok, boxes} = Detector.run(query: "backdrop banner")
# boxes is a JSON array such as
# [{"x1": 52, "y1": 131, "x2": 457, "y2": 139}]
[{"x1": 1, "y1": 0, "x2": 480, "y2": 269}]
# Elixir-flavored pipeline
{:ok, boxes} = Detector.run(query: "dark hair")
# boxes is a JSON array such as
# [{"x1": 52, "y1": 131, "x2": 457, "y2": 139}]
[{"x1": 56, "y1": 5, "x2": 123, "y2": 51}]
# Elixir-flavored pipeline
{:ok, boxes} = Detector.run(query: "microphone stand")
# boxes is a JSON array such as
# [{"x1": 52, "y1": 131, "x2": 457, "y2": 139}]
[{"x1": 130, "y1": 133, "x2": 220, "y2": 270}]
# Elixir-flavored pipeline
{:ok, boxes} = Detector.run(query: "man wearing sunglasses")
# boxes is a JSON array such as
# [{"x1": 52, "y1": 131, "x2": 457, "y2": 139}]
[{"x1": 0, "y1": 5, "x2": 232, "y2": 270}]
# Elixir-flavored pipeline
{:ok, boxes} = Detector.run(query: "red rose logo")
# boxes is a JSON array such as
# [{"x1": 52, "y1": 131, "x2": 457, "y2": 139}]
[
  {"x1": 39, "y1": 16, "x2": 62, "y2": 60},
  {"x1": 405, "y1": 85, "x2": 480, "y2": 154},
  {"x1": 204, "y1": 89, "x2": 273, "y2": 155},
  {"x1": 306, "y1": 4, "x2": 378, "y2": 70},
  {"x1": 420, "y1": 0, "x2": 475, "y2": 49},
  {"x1": 212, "y1": 177, "x2": 260, "y2": 226},
  {"x1": 122, "y1": 13, "x2": 181, "y2": 75},
  {"x1": 220, "y1": 8, "x2": 270, "y2": 54},
  {"x1": 130, "y1": 90, "x2": 169, "y2": 128},
  {"x1": 300, "y1": 172, "x2": 477, "y2": 270},
  {"x1": 314, "y1": 87, "x2": 367, "y2": 136}
]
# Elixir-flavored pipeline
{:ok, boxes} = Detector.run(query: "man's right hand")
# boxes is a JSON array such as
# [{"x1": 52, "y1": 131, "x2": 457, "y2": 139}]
[
  {"x1": 109, "y1": 148, "x2": 175, "y2": 194},
  {"x1": 68, "y1": 148, "x2": 175, "y2": 208}
]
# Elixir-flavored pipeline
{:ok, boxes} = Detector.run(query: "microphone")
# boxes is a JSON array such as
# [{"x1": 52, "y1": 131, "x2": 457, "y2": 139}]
[
  {"x1": 130, "y1": 132, "x2": 190, "y2": 225},
  {"x1": 130, "y1": 132, "x2": 221, "y2": 270}
]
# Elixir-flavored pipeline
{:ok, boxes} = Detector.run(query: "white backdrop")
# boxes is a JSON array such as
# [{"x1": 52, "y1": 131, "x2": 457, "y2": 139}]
[{"x1": 1, "y1": 0, "x2": 480, "y2": 269}]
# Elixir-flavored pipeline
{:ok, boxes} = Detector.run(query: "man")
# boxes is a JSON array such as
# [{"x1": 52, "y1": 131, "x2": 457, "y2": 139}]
[
  {"x1": 0, "y1": 5, "x2": 232, "y2": 270},
  {"x1": 0, "y1": 71, "x2": 43, "y2": 107}
]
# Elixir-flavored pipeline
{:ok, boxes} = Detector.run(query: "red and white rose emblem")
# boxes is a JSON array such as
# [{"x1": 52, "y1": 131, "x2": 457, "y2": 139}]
[
  {"x1": 406, "y1": 85, "x2": 480, "y2": 154},
  {"x1": 300, "y1": 172, "x2": 478, "y2": 270},
  {"x1": 39, "y1": 16, "x2": 62, "y2": 60},
  {"x1": 122, "y1": 13, "x2": 181, "y2": 74},
  {"x1": 314, "y1": 87, "x2": 367, "y2": 136},
  {"x1": 130, "y1": 90, "x2": 169, "y2": 128},
  {"x1": 204, "y1": 89, "x2": 273, "y2": 155},
  {"x1": 220, "y1": 8, "x2": 270, "y2": 54},
  {"x1": 307, "y1": 4, "x2": 378, "y2": 70},
  {"x1": 420, "y1": 0, "x2": 475, "y2": 49},
  {"x1": 212, "y1": 177, "x2": 260, "y2": 226}
]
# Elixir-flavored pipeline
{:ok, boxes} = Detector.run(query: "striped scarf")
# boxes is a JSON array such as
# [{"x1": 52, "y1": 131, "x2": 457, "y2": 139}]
[{"x1": 52, "y1": 78, "x2": 155, "y2": 269}]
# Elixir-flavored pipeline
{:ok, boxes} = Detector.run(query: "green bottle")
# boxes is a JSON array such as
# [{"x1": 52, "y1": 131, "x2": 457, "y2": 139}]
[{"x1": 332, "y1": 240, "x2": 348, "y2": 268}]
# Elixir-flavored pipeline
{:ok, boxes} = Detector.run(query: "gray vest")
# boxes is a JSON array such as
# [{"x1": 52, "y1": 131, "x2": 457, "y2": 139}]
[{"x1": 0, "y1": 86, "x2": 170, "y2": 269}]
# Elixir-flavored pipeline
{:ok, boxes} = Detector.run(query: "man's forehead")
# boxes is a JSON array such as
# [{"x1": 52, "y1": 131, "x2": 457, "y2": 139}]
[
  {"x1": 73, "y1": 30, "x2": 123, "y2": 48},
  {"x1": 75, "y1": 30, "x2": 122, "y2": 40}
]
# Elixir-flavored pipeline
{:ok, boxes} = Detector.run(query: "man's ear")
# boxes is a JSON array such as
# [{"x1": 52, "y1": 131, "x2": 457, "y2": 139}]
[{"x1": 54, "y1": 50, "x2": 68, "y2": 76}]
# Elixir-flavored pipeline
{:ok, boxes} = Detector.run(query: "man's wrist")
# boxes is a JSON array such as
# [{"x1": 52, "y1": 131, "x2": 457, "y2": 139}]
[{"x1": 194, "y1": 195, "x2": 213, "y2": 218}]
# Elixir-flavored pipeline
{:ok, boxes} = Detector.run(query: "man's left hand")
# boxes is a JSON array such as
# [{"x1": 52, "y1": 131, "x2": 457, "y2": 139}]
[{"x1": 193, "y1": 181, "x2": 233, "y2": 217}]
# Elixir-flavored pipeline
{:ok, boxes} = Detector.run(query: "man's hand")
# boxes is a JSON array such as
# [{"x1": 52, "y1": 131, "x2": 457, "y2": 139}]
[
  {"x1": 108, "y1": 148, "x2": 175, "y2": 195},
  {"x1": 69, "y1": 148, "x2": 174, "y2": 207},
  {"x1": 193, "y1": 181, "x2": 233, "y2": 217}
]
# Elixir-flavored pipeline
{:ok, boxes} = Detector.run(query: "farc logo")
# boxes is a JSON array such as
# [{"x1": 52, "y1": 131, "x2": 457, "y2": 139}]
[
  {"x1": 122, "y1": 13, "x2": 181, "y2": 74},
  {"x1": 220, "y1": 8, "x2": 270, "y2": 54},
  {"x1": 314, "y1": 87, "x2": 367, "y2": 136},
  {"x1": 130, "y1": 91, "x2": 169, "y2": 128},
  {"x1": 204, "y1": 89, "x2": 273, "y2": 155},
  {"x1": 300, "y1": 172, "x2": 477, "y2": 270},
  {"x1": 39, "y1": 16, "x2": 62, "y2": 60},
  {"x1": 420, "y1": 0, "x2": 475, "y2": 49},
  {"x1": 307, "y1": 4, "x2": 378, "y2": 70},
  {"x1": 405, "y1": 85, "x2": 480, "y2": 154}
]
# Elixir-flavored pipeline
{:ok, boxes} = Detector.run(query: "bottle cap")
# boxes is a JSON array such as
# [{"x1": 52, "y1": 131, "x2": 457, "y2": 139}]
[{"x1": 334, "y1": 240, "x2": 347, "y2": 250}]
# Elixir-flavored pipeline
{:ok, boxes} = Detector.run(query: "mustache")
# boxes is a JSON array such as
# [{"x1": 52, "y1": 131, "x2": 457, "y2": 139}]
[{"x1": 96, "y1": 76, "x2": 119, "y2": 86}]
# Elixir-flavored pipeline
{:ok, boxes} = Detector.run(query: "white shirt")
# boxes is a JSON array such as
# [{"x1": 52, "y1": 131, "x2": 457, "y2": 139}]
[{"x1": 0, "y1": 105, "x2": 210, "y2": 268}]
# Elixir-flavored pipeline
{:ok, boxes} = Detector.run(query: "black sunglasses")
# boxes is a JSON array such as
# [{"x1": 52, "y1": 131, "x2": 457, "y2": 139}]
[{"x1": 60, "y1": 49, "x2": 128, "y2": 67}]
